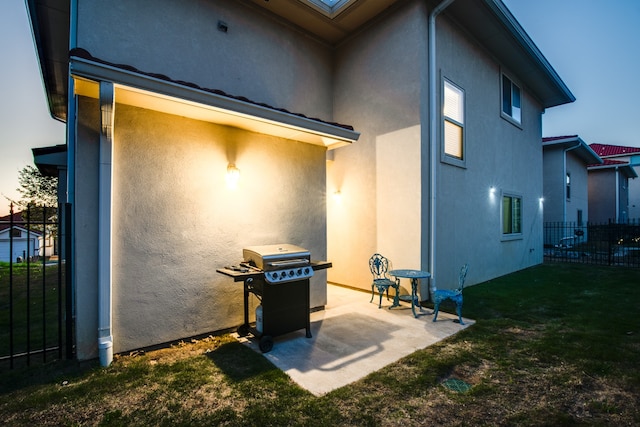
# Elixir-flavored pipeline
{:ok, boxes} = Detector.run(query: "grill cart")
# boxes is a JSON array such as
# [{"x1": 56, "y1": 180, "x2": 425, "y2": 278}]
[{"x1": 217, "y1": 244, "x2": 331, "y2": 352}]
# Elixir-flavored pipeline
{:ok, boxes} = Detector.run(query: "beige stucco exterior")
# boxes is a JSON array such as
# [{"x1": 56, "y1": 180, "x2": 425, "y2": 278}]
[{"x1": 28, "y1": 0, "x2": 575, "y2": 361}]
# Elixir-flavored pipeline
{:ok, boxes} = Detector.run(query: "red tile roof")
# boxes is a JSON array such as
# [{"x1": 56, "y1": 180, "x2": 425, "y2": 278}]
[
  {"x1": 589, "y1": 143, "x2": 640, "y2": 158},
  {"x1": 0, "y1": 212, "x2": 25, "y2": 232}
]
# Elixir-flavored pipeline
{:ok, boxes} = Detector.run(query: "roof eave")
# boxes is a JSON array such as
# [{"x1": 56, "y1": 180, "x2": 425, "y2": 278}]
[
  {"x1": 70, "y1": 57, "x2": 360, "y2": 149},
  {"x1": 542, "y1": 136, "x2": 603, "y2": 165}
]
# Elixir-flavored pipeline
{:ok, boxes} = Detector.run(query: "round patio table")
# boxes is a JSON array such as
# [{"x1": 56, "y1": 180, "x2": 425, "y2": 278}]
[{"x1": 389, "y1": 269, "x2": 431, "y2": 318}]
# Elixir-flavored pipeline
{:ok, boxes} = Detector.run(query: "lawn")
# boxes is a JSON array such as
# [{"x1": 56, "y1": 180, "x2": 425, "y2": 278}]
[
  {"x1": 0, "y1": 262, "x2": 65, "y2": 362},
  {"x1": 1, "y1": 263, "x2": 638, "y2": 426}
]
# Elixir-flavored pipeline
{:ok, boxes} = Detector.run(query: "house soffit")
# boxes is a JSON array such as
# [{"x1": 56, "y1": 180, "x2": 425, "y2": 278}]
[
  {"x1": 71, "y1": 57, "x2": 359, "y2": 149},
  {"x1": 245, "y1": 0, "x2": 401, "y2": 44}
]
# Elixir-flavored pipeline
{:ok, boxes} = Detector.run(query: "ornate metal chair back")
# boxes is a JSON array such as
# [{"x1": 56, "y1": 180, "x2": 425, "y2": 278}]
[{"x1": 369, "y1": 253, "x2": 390, "y2": 280}]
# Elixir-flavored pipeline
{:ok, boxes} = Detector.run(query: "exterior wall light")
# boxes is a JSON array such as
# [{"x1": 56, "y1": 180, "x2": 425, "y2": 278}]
[
  {"x1": 333, "y1": 190, "x2": 342, "y2": 203},
  {"x1": 226, "y1": 163, "x2": 240, "y2": 189}
]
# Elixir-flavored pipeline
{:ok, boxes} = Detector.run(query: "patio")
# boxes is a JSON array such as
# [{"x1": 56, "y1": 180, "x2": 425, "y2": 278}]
[{"x1": 235, "y1": 284, "x2": 474, "y2": 395}]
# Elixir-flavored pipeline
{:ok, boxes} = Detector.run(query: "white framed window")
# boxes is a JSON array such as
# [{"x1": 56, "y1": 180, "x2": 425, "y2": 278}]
[
  {"x1": 442, "y1": 79, "x2": 465, "y2": 163},
  {"x1": 502, "y1": 193, "x2": 522, "y2": 236},
  {"x1": 501, "y1": 74, "x2": 521, "y2": 124},
  {"x1": 566, "y1": 172, "x2": 571, "y2": 200}
]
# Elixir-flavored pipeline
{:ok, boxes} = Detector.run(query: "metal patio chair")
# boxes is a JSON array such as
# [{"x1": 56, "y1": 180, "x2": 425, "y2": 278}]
[
  {"x1": 369, "y1": 253, "x2": 400, "y2": 308},
  {"x1": 432, "y1": 263, "x2": 468, "y2": 324}
]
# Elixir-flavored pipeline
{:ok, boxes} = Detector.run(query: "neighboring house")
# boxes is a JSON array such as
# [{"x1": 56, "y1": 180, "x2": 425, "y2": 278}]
[
  {"x1": 542, "y1": 135, "x2": 602, "y2": 226},
  {"x1": 27, "y1": 0, "x2": 574, "y2": 365},
  {"x1": 0, "y1": 212, "x2": 43, "y2": 262},
  {"x1": 589, "y1": 143, "x2": 640, "y2": 220},
  {"x1": 587, "y1": 160, "x2": 638, "y2": 223}
]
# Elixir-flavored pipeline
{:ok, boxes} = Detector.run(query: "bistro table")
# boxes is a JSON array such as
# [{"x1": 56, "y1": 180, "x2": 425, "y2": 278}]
[{"x1": 389, "y1": 269, "x2": 431, "y2": 318}]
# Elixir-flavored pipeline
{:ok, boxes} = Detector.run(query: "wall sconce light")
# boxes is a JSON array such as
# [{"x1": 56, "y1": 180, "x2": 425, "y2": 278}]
[
  {"x1": 333, "y1": 190, "x2": 342, "y2": 203},
  {"x1": 489, "y1": 186, "x2": 496, "y2": 195},
  {"x1": 226, "y1": 163, "x2": 240, "y2": 189}
]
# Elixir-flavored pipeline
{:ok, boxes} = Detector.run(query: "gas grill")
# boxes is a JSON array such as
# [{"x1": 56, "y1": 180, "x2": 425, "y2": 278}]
[{"x1": 217, "y1": 244, "x2": 332, "y2": 352}]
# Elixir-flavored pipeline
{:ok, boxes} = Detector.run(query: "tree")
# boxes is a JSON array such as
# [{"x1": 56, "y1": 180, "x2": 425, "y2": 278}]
[
  {"x1": 11, "y1": 165, "x2": 59, "y2": 231},
  {"x1": 15, "y1": 165, "x2": 58, "y2": 208}
]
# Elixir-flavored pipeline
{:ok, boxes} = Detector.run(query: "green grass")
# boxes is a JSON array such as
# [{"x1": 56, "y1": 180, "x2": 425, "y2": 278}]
[
  {"x1": 1, "y1": 263, "x2": 639, "y2": 426},
  {"x1": 0, "y1": 262, "x2": 66, "y2": 360}
]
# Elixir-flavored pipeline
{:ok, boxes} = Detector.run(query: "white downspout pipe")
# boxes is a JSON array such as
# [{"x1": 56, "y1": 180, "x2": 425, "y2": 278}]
[
  {"x1": 98, "y1": 81, "x2": 115, "y2": 367},
  {"x1": 428, "y1": 0, "x2": 455, "y2": 294},
  {"x1": 563, "y1": 141, "x2": 581, "y2": 223},
  {"x1": 615, "y1": 167, "x2": 620, "y2": 222}
]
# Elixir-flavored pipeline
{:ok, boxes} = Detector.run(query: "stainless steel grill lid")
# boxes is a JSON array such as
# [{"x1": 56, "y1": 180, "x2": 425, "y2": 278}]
[
  {"x1": 243, "y1": 244, "x2": 311, "y2": 270},
  {"x1": 242, "y1": 244, "x2": 313, "y2": 284}
]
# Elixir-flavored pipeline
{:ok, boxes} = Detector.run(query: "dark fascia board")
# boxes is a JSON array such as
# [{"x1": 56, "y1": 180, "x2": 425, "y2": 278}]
[
  {"x1": 32, "y1": 144, "x2": 67, "y2": 177},
  {"x1": 70, "y1": 57, "x2": 360, "y2": 144},
  {"x1": 25, "y1": 0, "x2": 70, "y2": 123},
  {"x1": 542, "y1": 136, "x2": 603, "y2": 165}
]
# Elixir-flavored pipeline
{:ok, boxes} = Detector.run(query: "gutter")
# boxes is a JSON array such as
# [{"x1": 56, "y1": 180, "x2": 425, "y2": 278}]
[{"x1": 428, "y1": 0, "x2": 455, "y2": 295}]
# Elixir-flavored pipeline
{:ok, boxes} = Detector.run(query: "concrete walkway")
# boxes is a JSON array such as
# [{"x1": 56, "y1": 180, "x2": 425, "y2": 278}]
[{"x1": 235, "y1": 284, "x2": 474, "y2": 396}]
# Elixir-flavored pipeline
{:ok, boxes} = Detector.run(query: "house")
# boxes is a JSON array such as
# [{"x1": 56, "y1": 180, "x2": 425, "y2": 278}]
[
  {"x1": 542, "y1": 135, "x2": 602, "y2": 226},
  {"x1": 27, "y1": 0, "x2": 574, "y2": 365},
  {"x1": 589, "y1": 143, "x2": 640, "y2": 221},
  {"x1": 0, "y1": 211, "x2": 43, "y2": 262}
]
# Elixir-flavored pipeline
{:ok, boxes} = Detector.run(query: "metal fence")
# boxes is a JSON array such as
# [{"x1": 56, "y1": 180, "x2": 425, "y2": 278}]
[
  {"x1": 0, "y1": 203, "x2": 73, "y2": 369},
  {"x1": 544, "y1": 219, "x2": 640, "y2": 267}
]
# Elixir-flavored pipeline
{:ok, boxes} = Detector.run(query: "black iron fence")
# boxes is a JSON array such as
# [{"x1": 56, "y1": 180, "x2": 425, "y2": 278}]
[
  {"x1": 544, "y1": 219, "x2": 640, "y2": 267},
  {"x1": 0, "y1": 203, "x2": 73, "y2": 369}
]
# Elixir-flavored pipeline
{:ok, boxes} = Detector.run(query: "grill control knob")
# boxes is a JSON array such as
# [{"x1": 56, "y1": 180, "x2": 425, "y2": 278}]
[
  {"x1": 304, "y1": 268, "x2": 310, "y2": 275},
  {"x1": 271, "y1": 272, "x2": 278, "y2": 281},
  {"x1": 289, "y1": 270, "x2": 294, "y2": 277},
  {"x1": 297, "y1": 269, "x2": 302, "y2": 276}
]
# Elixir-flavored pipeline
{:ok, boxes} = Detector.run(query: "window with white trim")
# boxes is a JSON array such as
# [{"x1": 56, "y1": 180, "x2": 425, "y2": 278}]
[
  {"x1": 502, "y1": 74, "x2": 521, "y2": 123},
  {"x1": 443, "y1": 79, "x2": 465, "y2": 160},
  {"x1": 502, "y1": 194, "x2": 522, "y2": 235}
]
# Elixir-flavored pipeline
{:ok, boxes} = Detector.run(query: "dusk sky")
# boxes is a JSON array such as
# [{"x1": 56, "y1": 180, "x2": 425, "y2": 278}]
[{"x1": 1, "y1": 0, "x2": 639, "y2": 216}]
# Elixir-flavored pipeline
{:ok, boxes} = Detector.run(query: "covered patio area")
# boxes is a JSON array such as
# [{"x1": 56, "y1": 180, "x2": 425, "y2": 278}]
[{"x1": 235, "y1": 284, "x2": 474, "y2": 395}]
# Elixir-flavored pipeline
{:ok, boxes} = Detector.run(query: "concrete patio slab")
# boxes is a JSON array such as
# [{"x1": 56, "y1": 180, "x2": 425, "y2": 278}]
[{"x1": 235, "y1": 284, "x2": 475, "y2": 396}]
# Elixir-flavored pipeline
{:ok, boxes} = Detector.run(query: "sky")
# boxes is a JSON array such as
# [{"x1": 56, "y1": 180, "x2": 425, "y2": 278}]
[{"x1": 1, "y1": 0, "x2": 639, "y2": 216}]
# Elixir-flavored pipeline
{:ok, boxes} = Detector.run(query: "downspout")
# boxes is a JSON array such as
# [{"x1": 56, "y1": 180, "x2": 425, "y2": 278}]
[
  {"x1": 67, "y1": 0, "x2": 78, "y2": 351},
  {"x1": 615, "y1": 167, "x2": 620, "y2": 222},
  {"x1": 562, "y1": 141, "x2": 581, "y2": 223},
  {"x1": 428, "y1": 0, "x2": 455, "y2": 294},
  {"x1": 98, "y1": 81, "x2": 115, "y2": 366}
]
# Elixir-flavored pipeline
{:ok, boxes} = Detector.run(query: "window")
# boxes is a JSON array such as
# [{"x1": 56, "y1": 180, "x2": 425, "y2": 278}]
[
  {"x1": 502, "y1": 194, "x2": 522, "y2": 235},
  {"x1": 11, "y1": 229, "x2": 22, "y2": 238},
  {"x1": 502, "y1": 74, "x2": 521, "y2": 123},
  {"x1": 566, "y1": 173, "x2": 571, "y2": 200},
  {"x1": 443, "y1": 79, "x2": 464, "y2": 160}
]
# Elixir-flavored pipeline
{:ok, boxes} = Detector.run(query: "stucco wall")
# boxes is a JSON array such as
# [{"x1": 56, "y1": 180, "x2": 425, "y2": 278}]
[
  {"x1": 330, "y1": 0, "x2": 546, "y2": 296},
  {"x1": 542, "y1": 146, "x2": 566, "y2": 223},
  {"x1": 329, "y1": 1, "x2": 426, "y2": 292},
  {"x1": 589, "y1": 170, "x2": 617, "y2": 223},
  {"x1": 77, "y1": 0, "x2": 334, "y2": 123},
  {"x1": 566, "y1": 152, "x2": 589, "y2": 224},
  {"x1": 542, "y1": 147, "x2": 590, "y2": 224},
  {"x1": 434, "y1": 15, "x2": 544, "y2": 288},
  {"x1": 74, "y1": 99, "x2": 328, "y2": 357}
]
